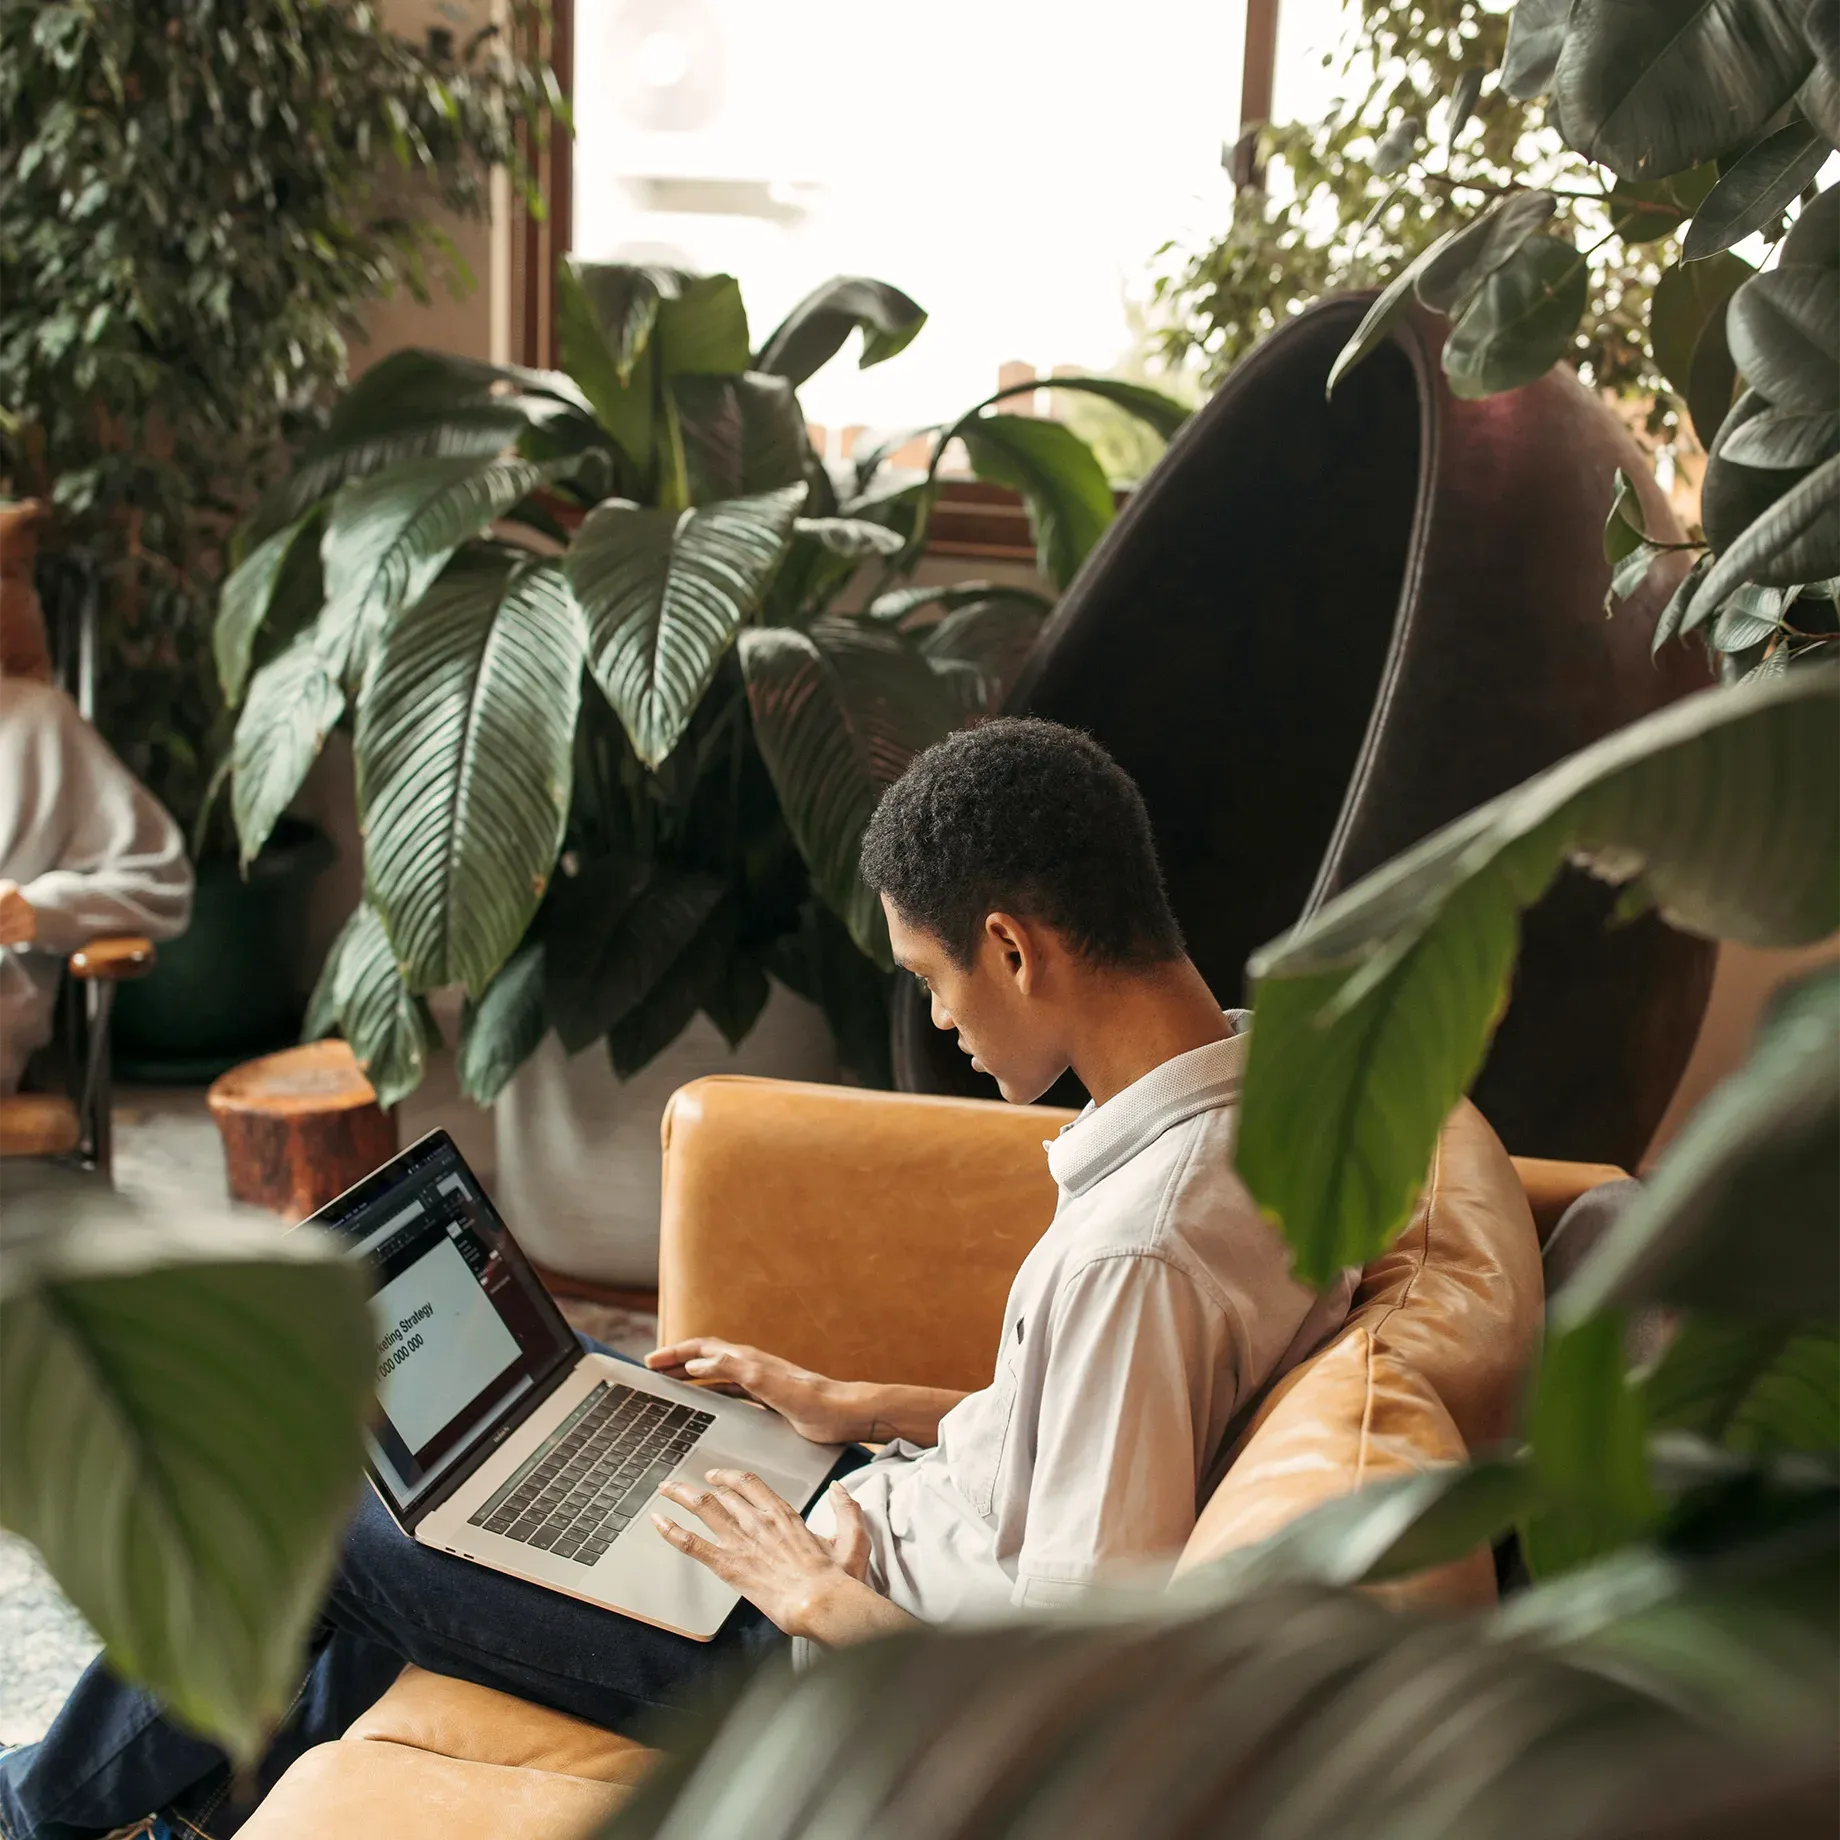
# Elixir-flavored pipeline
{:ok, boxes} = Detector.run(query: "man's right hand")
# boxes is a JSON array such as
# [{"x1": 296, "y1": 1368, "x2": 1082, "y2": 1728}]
[{"x1": 646, "y1": 1339, "x2": 872, "y2": 1444}]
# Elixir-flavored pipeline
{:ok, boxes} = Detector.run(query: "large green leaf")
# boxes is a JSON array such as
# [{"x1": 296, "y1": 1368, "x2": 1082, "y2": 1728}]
[
  {"x1": 672, "y1": 371, "x2": 808, "y2": 503},
  {"x1": 957, "y1": 414, "x2": 1114, "y2": 591},
  {"x1": 230, "y1": 636, "x2": 346, "y2": 867},
  {"x1": 607, "y1": 902, "x2": 739, "y2": 1079},
  {"x1": 214, "y1": 506, "x2": 324, "y2": 706},
  {"x1": 1442, "y1": 236, "x2": 1589, "y2": 398},
  {"x1": 1688, "y1": 453, "x2": 1840, "y2": 624},
  {"x1": 753, "y1": 276, "x2": 927, "y2": 386},
  {"x1": 0, "y1": 1177, "x2": 372, "y2": 1762},
  {"x1": 456, "y1": 936, "x2": 548, "y2": 1106},
  {"x1": 1238, "y1": 672, "x2": 1840, "y2": 1284},
  {"x1": 918, "y1": 593, "x2": 1050, "y2": 713},
  {"x1": 1325, "y1": 228, "x2": 1462, "y2": 397},
  {"x1": 542, "y1": 858, "x2": 725, "y2": 1053},
  {"x1": 1641, "y1": 1315, "x2": 1838, "y2": 1454},
  {"x1": 1727, "y1": 265, "x2": 1840, "y2": 412},
  {"x1": 303, "y1": 903, "x2": 437, "y2": 1107},
  {"x1": 355, "y1": 554, "x2": 584, "y2": 999},
  {"x1": 1608, "y1": 164, "x2": 1717, "y2": 241},
  {"x1": 1718, "y1": 406, "x2": 1840, "y2": 469},
  {"x1": 1553, "y1": 0, "x2": 1814, "y2": 180},
  {"x1": 1558, "y1": 968, "x2": 1840, "y2": 1324},
  {"x1": 1500, "y1": 0, "x2": 1573, "y2": 99},
  {"x1": 1699, "y1": 389, "x2": 1812, "y2": 553},
  {"x1": 1782, "y1": 185, "x2": 1840, "y2": 269},
  {"x1": 764, "y1": 899, "x2": 894, "y2": 1086},
  {"x1": 654, "y1": 273, "x2": 751, "y2": 377},
  {"x1": 983, "y1": 374, "x2": 1193, "y2": 441},
  {"x1": 317, "y1": 453, "x2": 573, "y2": 687},
  {"x1": 1415, "y1": 191, "x2": 1558, "y2": 315},
  {"x1": 1520, "y1": 1315, "x2": 1661, "y2": 1578},
  {"x1": 557, "y1": 260, "x2": 658, "y2": 471},
  {"x1": 1650, "y1": 253, "x2": 1752, "y2": 446},
  {"x1": 739, "y1": 618, "x2": 962, "y2": 962},
  {"x1": 560, "y1": 261, "x2": 691, "y2": 385},
  {"x1": 565, "y1": 485, "x2": 805, "y2": 768},
  {"x1": 1682, "y1": 120, "x2": 1830, "y2": 261}
]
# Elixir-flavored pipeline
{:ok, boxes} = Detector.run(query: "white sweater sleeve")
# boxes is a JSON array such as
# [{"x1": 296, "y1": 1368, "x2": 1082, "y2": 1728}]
[{"x1": 6, "y1": 681, "x2": 192, "y2": 956}]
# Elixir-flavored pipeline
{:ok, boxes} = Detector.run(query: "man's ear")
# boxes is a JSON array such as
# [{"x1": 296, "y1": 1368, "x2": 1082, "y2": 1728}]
[{"x1": 983, "y1": 911, "x2": 1041, "y2": 992}]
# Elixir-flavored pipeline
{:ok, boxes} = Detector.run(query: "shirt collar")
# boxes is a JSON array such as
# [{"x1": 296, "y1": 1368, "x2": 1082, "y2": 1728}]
[{"x1": 1045, "y1": 1010, "x2": 1251, "y2": 1196}]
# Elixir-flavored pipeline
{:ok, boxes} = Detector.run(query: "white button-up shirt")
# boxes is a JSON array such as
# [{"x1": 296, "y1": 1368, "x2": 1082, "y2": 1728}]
[{"x1": 816, "y1": 1013, "x2": 1355, "y2": 1621}]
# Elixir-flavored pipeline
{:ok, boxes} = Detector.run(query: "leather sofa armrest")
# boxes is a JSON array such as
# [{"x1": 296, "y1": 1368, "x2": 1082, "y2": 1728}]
[
  {"x1": 1510, "y1": 1155, "x2": 1630, "y2": 1245},
  {"x1": 658, "y1": 1076, "x2": 1075, "y2": 1395}
]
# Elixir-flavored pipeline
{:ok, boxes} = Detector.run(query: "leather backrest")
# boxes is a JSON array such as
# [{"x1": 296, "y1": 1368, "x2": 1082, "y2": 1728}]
[
  {"x1": 1176, "y1": 1327, "x2": 1497, "y2": 1609},
  {"x1": 659, "y1": 1076, "x2": 1076, "y2": 1393}
]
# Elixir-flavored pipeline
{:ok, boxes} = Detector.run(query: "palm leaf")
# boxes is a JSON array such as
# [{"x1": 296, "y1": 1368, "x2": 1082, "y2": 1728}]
[
  {"x1": 302, "y1": 903, "x2": 438, "y2": 1107},
  {"x1": 0, "y1": 1177, "x2": 372, "y2": 1765},
  {"x1": 355, "y1": 553, "x2": 584, "y2": 999},
  {"x1": 230, "y1": 637, "x2": 346, "y2": 867},
  {"x1": 317, "y1": 453, "x2": 580, "y2": 689},
  {"x1": 564, "y1": 485, "x2": 805, "y2": 769},
  {"x1": 1237, "y1": 672, "x2": 1840, "y2": 1285},
  {"x1": 738, "y1": 617, "x2": 962, "y2": 963}
]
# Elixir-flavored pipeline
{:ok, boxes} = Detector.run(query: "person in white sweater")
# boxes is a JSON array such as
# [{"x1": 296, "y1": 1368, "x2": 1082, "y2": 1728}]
[{"x1": 0, "y1": 503, "x2": 193, "y2": 1094}]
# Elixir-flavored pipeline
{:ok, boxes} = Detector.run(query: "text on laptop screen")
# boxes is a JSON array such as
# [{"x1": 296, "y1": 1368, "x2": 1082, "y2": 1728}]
[{"x1": 320, "y1": 1135, "x2": 576, "y2": 1516}]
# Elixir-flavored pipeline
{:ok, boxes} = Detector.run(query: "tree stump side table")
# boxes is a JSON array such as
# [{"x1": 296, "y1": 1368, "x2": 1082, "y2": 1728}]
[{"x1": 208, "y1": 1040, "x2": 398, "y2": 1220}]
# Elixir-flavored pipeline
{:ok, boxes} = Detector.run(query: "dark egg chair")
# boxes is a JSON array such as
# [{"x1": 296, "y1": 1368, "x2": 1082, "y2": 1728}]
[{"x1": 893, "y1": 294, "x2": 1717, "y2": 1171}]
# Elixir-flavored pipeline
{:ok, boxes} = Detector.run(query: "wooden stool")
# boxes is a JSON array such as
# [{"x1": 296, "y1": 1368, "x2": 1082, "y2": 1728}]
[{"x1": 209, "y1": 1040, "x2": 398, "y2": 1220}]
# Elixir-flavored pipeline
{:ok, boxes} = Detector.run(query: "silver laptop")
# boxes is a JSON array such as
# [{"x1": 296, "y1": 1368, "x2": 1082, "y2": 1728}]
[{"x1": 307, "y1": 1129, "x2": 839, "y2": 1640}]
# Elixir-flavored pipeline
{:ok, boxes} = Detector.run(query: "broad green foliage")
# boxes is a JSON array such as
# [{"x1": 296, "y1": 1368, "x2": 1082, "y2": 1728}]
[
  {"x1": 226, "y1": 267, "x2": 1186, "y2": 1096},
  {"x1": 0, "y1": 1176, "x2": 374, "y2": 1763},
  {"x1": 1238, "y1": 672, "x2": 1839, "y2": 1285},
  {"x1": 0, "y1": 0, "x2": 552, "y2": 852}
]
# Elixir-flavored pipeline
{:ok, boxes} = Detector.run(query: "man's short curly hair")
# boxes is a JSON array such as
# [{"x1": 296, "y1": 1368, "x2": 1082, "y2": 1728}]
[{"x1": 859, "y1": 717, "x2": 1185, "y2": 969}]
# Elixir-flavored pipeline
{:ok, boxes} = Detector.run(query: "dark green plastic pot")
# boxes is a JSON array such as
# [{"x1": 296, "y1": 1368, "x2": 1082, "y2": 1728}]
[{"x1": 113, "y1": 818, "x2": 335, "y2": 1083}]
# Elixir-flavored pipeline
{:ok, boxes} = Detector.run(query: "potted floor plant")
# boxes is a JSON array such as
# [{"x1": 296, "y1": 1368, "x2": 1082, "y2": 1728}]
[
  {"x1": 0, "y1": 0, "x2": 553, "y2": 1079},
  {"x1": 221, "y1": 262, "x2": 1185, "y2": 1275}
]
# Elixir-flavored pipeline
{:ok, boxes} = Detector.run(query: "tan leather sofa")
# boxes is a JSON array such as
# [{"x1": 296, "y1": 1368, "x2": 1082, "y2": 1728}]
[{"x1": 240, "y1": 1077, "x2": 1620, "y2": 1840}]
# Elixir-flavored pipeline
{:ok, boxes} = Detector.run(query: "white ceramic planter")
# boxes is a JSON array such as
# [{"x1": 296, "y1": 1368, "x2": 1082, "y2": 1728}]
[{"x1": 492, "y1": 980, "x2": 839, "y2": 1285}]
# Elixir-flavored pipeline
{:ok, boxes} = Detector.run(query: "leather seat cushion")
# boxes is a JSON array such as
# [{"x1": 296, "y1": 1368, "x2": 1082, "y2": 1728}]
[
  {"x1": 1177, "y1": 1326, "x2": 1496, "y2": 1610},
  {"x1": 0, "y1": 1092, "x2": 80, "y2": 1158}
]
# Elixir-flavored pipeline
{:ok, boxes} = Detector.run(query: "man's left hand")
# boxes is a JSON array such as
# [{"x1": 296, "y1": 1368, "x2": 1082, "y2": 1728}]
[
  {"x1": 653, "y1": 1470, "x2": 908, "y2": 1646},
  {"x1": 0, "y1": 881, "x2": 37, "y2": 948}
]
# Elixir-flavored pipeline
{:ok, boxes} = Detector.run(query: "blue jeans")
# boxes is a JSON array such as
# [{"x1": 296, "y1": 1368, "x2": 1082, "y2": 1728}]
[{"x1": 0, "y1": 1343, "x2": 854, "y2": 1839}]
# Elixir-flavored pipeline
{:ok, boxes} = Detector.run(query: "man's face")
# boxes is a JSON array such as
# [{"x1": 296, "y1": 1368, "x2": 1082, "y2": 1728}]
[{"x1": 883, "y1": 895, "x2": 1070, "y2": 1104}]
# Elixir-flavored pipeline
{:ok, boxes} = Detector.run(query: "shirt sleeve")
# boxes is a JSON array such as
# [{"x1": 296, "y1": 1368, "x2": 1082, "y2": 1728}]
[
  {"x1": 1011, "y1": 1252, "x2": 1234, "y2": 1609},
  {"x1": 15, "y1": 689, "x2": 192, "y2": 956}
]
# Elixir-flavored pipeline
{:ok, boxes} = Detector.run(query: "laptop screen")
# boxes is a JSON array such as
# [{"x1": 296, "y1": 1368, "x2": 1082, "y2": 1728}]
[{"x1": 310, "y1": 1131, "x2": 578, "y2": 1522}]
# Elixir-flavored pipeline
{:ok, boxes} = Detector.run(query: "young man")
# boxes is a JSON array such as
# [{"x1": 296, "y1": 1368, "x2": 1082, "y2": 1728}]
[{"x1": 0, "y1": 719, "x2": 1349, "y2": 1839}]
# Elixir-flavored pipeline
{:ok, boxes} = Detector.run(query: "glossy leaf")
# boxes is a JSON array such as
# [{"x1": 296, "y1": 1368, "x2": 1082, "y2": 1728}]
[
  {"x1": 1717, "y1": 405, "x2": 1840, "y2": 468},
  {"x1": 560, "y1": 261, "x2": 689, "y2": 384},
  {"x1": 1727, "y1": 265, "x2": 1840, "y2": 412},
  {"x1": 1325, "y1": 229, "x2": 1461, "y2": 397},
  {"x1": 543, "y1": 860, "x2": 725, "y2": 1053},
  {"x1": 793, "y1": 517, "x2": 907, "y2": 559},
  {"x1": 1709, "y1": 586, "x2": 1791, "y2": 652},
  {"x1": 1699, "y1": 389, "x2": 1811, "y2": 553},
  {"x1": 1781, "y1": 185, "x2": 1840, "y2": 269},
  {"x1": 867, "y1": 579, "x2": 1056, "y2": 626},
  {"x1": 1238, "y1": 672, "x2": 1840, "y2": 1283},
  {"x1": 739, "y1": 618, "x2": 961, "y2": 961},
  {"x1": 456, "y1": 937, "x2": 548, "y2": 1106},
  {"x1": 557, "y1": 259, "x2": 657, "y2": 470},
  {"x1": 1443, "y1": 235, "x2": 1589, "y2": 397},
  {"x1": 1500, "y1": 0, "x2": 1572, "y2": 99},
  {"x1": 1682, "y1": 120, "x2": 1829, "y2": 260},
  {"x1": 317, "y1": 454, "x2": 573, "y2": 687},
  {"x1": 1415, "y1": 191, "x2": 1557, "y2": 316},
  {"x1": 215, "y1": 507, "x2": 324, "y2": 706},
  {"x1": 957, "y1": 414, "x2": 1113, "y2": 590},
  {"x1": 1689, "y1": 313, "x2": 1742, "y2": 459},
  {"x1": 356, "y1": 555, "x2": 585, "y2": 998},
  {"x1": 1603, "y1": 466, "x2": 1651, "y2": 563},
  {"x1": 565, "y1": 485, "x2": 805, "y2": 768},
  {"x1": 654, "y1": 274, "x2": 751, "y2": 378},
  {"x1": 607, "y1": 903, "x2": 738, "y2": 1078},
  {"x1": 1639, "y1": 1315, "x2": 1838, "y2": 1455},
  {"x1": 1651, "y1": 553, "x2": 1711, "y2": 654},
  {"x1": 1608, "y1": 164, "x2": 1717, "y2": 241},
  {"x1": 303, "y1": 903, "x2": 437, "y2": 1107},
  {"x1": 673, "y1": 372, "x2": 807, "y2": 503},
  {"x1": 0, "y1": 1179, "x2": 372, "y2": 1764},
  {"x1": 918, "y1": 594, "x2": 1049, "y2": 712},
  {"x1": 230, "y1": 637, "x2": 346, "y2": 867},
  {"x1": 753, "y1": 276, "x2": 927, "y2": 386},
  {"x1": 1558, "y1": 968, "x2": 1840, "y2": 1324},
  {"x1": 1688, "y1": 453, "x2": 1840, "y2": 623},
  {"x1": 1650, "y1": 253, "x2": 1752, "y2": 444},
  {"x1": 1800, "y1": 59, "x2": 1840, "y2": 144},
  {"x1": 1553, "y1": 0, "x2": 1814, "y2": 180}
]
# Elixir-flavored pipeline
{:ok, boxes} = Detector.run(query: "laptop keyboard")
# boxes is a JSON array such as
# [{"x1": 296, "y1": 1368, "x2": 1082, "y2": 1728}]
[{"x1": 468, "y1": 1381, "x2": 714, "y2": 1567}]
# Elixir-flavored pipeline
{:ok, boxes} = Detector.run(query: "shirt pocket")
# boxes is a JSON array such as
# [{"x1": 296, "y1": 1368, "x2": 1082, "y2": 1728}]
[{"x1": 955, "y1": 1329, "x2": 1025, "y2": 1522}]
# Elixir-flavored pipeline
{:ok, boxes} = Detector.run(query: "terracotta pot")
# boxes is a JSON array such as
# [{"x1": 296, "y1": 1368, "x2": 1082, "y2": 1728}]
[{"x1": 894, "y1": 297, "x2": 1715, "y2": 1170}]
